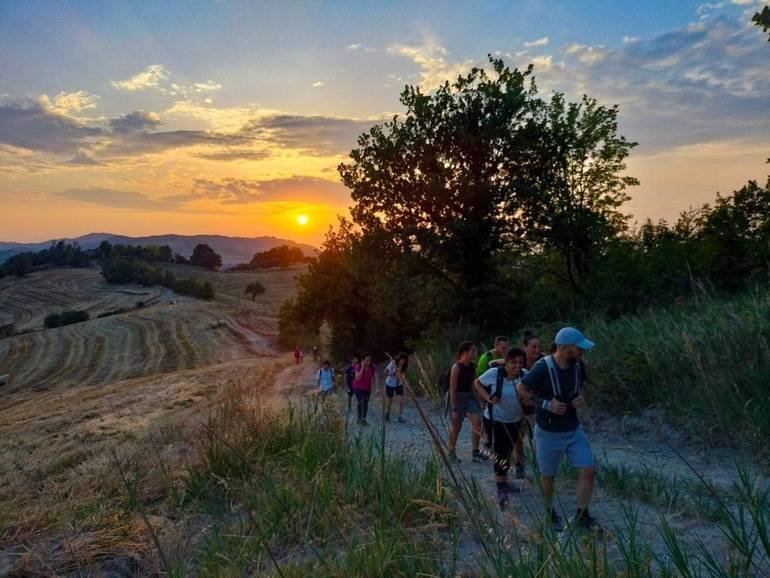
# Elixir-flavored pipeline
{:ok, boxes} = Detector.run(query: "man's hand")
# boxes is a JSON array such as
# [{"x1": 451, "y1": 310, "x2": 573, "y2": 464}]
[
  {"x1": 549, "y1": 399, "x2": 568, "y2": 415},
  {"x1": 572, "y1": 394, "x2": 586, "y2": 408},
  {"x1": 488, "y1": 396, "x2": 500, "y2": 405},
  {"x1": 451, "y1": 410, "x2": 460, "y2": 420}
]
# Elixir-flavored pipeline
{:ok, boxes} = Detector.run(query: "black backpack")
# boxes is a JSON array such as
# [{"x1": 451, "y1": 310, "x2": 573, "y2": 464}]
[{"x1": 438, "y1": 364, "x2": 454, "y2": 393}]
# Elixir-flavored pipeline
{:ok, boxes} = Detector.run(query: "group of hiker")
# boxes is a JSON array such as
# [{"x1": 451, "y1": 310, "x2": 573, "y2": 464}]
[{"x1": 310, "y1": 325, "x2": 600, "y2": 532}]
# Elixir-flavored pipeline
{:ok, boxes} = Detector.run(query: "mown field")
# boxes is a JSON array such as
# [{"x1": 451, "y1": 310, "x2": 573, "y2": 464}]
[{"x1": 0, "y1": 264, "x2": 303, "y2": 575}]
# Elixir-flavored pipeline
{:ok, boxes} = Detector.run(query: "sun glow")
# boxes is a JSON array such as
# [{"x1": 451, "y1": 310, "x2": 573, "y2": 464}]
[{"x1": 296, "y1": 214, "x2": 309, "y2": 225}]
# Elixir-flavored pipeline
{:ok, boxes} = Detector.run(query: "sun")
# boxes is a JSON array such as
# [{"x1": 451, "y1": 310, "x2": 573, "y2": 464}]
[{"x1": 296, "y1": 214, "x2": 309, "y2": 226}]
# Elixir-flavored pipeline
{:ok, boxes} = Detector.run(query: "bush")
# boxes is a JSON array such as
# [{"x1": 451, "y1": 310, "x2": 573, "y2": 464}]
[{"x1": 44, "y1": 310, "x2": 89, "y2": 328}]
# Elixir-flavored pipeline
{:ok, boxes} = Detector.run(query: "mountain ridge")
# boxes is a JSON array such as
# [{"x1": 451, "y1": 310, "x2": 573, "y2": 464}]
[{"x1": 0, "y1": 233, "x2": 318, "y2": 267}]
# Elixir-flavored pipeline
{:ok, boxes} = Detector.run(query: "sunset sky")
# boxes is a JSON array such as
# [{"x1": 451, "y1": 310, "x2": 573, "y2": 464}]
[{"x1": 1, "y1": 0, "x2": 768, "y2": 247}]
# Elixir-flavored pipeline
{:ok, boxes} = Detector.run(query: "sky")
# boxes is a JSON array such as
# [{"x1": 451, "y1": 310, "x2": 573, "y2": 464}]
[{"x1": 1, "y1": 0, "x2": 768, "y2": 246}]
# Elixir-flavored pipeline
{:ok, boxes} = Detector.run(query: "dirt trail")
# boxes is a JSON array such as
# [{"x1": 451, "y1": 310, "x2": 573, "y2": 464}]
[{"x1": 288, "y1": 368, "x2": 767, "y2": 567}]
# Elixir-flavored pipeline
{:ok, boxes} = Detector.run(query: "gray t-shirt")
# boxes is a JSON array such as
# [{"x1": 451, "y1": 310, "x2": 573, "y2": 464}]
[
  {"x1": 478, "y1": 367, "x2": 524, "y2": 424},
  {"x1": 521, "y1": 356, "x2": 586, "y2": 432}
]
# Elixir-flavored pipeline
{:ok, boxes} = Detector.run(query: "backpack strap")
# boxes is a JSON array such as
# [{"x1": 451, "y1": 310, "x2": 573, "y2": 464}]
[
  {"x1": 493, "y1": 366, "x2": 506, "y2": 399},
  {"x1": 543, "y1": 355, "x2": 562, "y2": 397}
]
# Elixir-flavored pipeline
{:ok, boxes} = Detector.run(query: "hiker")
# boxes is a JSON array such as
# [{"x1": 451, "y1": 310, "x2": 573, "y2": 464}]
[
  {"x1": 474, "y1": 346, "x2": 527, "y2": 508},
  {"x1": 476, "y1": 336, "x2": 509, "y2": 454},
  {"x1": 352, "y1": 353, "x2": 378, "y2": 425},
  {"x1": 523, "y1": 330, "x2": 543, "y2": 371},
  {"x1": 345, "y1": 354, "x2": 359, "y2": 410},
  {"x1": 312, "y1": 346, "x2": 319, "y2": 363},
  {"x1": 447, "y1": 341, "x2": 488, "y2": 464},
  {"x1": 317, "y1": 360, "x2": 334, "y2": 400},
  {"x1": 293, "y1": 346, "x2": 302, "y2": 365},
  {"x1": 518, "y1": 327, "x2": 600, "y2": 532},
  {"x1": 384, "y1": 352, "x2": 408, "y2": 423}
]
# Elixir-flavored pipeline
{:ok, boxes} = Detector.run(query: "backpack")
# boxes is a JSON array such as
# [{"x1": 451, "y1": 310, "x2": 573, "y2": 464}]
[
  {"x1": 438, "y1": 364, "x2": 453, "y2": 393},
  {"x1": 542, "y1": 355, "x2": 581, "y2": 400}
]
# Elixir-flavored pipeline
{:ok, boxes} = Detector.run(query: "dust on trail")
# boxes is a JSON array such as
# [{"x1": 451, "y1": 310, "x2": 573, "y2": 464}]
[{"x1": 289, "y1": 370, "x2": 766, "y2": 567}]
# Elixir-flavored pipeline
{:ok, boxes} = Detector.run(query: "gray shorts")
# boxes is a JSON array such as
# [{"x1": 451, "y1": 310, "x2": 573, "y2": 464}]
[
  {"x1": 453, "y1": 390, "x2": 481, "y2": 418},
  {"x1": 534, "y1": 425, "x2": 594, "y2": 477}
]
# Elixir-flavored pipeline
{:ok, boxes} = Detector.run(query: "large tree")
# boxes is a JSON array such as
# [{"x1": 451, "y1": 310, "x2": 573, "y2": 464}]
[{"x1": 190, "y1": 244, "x2": 222, "y2": 270}]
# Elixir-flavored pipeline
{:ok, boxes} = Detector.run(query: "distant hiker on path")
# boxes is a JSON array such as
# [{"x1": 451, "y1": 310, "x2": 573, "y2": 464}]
[
  {"x1": 345, "y1": 355, "x2": 359, "y2": 410},
  {"x1": 475, "y1": 346, "x2": 527, "y2": 509},
  {"x1": 352, "y1": 353, "x2": 378, "y2": 426},
  {"x1": 293, "y1": 346, "x2": 302, "y2": 365},
  {"x1": 447, "y1": 341, "x2": 488, "y2": 464},
  {"x1": 476, "y1": 336, "x2": 509, "y2": 453},
  {"x1": 523, "y1": 330, "x2": 543, "y2": 371},
  {"x1": 384, "y1": 353, "x2": 408, "y2": 423},
  {"x1": 312, "y1": 346, "x2": 319, "y2": 362},
  {"x1": 317, "y1": 360, "x2": 334, "y2": 400},
  {"x1": 519, "y1": 327, "x2": 600, "y2": 532}
]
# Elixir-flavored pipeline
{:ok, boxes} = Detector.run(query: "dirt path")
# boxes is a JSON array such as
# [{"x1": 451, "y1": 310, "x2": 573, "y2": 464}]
[{"x1": 288, "y1": 369, "x2": 767, "y2": 568}]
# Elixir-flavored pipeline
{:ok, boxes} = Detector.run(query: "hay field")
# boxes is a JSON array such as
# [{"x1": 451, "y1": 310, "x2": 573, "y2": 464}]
[{"x1": 0, "y1": 264, "x2": 302, "y2": 568}]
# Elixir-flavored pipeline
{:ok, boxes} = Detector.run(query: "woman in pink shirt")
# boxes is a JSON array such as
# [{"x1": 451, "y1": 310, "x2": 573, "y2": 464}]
[{"x1": 352, "y1": 353, "x2": 378, "y2": 425}]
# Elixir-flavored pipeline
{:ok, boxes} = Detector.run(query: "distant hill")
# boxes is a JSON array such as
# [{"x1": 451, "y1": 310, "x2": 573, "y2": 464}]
[{"x1": 0, "y1": 233, "x2": 318, "y2": 267}]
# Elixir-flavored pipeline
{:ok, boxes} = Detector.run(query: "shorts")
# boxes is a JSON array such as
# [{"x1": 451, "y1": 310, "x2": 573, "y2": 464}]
[
  {"x1": 534, "y1": 425, "x2": 594, "y2": 477},
  {"x1": 452, "y1": 390, "x2": 480, "y2": 418},
  {"x1": 385, "y1": 385, "x2": 404, "y2": 398},
  {"x1": 492, "y1": 420, "x2": 523, "y2": 476}
]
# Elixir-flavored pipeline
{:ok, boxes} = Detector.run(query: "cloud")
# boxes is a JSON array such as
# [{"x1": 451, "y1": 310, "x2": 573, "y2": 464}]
[
  {"x1": 0, "y1": 99, "x2": 103, "y2": 155},
  {"x1": 312, "y1": 81, "x2": 325, "y2": 88},
  {"x1": 194, "y1": 148, "x2": 272, "y2": 161},
  {"x1": 65, "y1": 151, "x2": 104, "y2": 166},
  {"x1": 165, "y1": 100, "x2": 272, "y2": 132},
  {"x1": 190, "y1": 175, "x2": 349, "y2": 204},
  {"x1": 99, "y1": 129, "x2": 247, "y2": 158},
  {"x1": 39, "y1": 91, "x2": 100, "y2": 116},
  {"x1": 524, "y1": 36, "x2": 549, "y2": 47},
  {"x1": 388, "y1": 42, "x2": 474, "y2": 89},
  {"x1": 193, "y1": 81, "x2": 222, "y2": 93},
  {"x1": 56, "y1": 187, "x2": 176, "y2": 209},
  {"x1": 108, "y1": 110, "x2": 162, "y2": 133},
  {"x1": 110, "y1": 64, "x2": 170, "y2": 91},
  {"x1": 242, "y1": 114, "x2": 375, "y2": 156}
]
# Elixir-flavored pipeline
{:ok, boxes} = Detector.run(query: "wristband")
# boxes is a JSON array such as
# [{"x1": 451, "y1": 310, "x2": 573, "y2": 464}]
[{"x1": 543, "y1": 399, "x2": 551, "y2": 412}]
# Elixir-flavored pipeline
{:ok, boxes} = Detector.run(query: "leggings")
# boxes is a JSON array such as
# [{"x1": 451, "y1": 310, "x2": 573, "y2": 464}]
[
  {"x1": 492, "y1": 420, "x2": 522, "y2": 476},
  {"x1": 354, "y1": 390, "x2": 370, "y2": 420}
]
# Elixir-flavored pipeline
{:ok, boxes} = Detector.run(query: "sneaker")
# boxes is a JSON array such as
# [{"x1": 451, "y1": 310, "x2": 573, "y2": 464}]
[
  {"x1": 514, "y1": 464, "x2": 525, "y2": 480},
  {"x1": 549, "y1": 510, "x2": 564, "y2": 532},
  {"x1": 398, "y1": 416, "x2": 406, "y2": 423},
  {"x1": 503, "y1": 481, "x2": 522, "y2": 493},
  {"x1": 448, "y1": 450, "x2": 461, "y2": 464},
  {"x1": 573, "y1": 512, "x2": 603, "y2": 533},
  {"x1": 385, "y1": 412, "x2": 390, "y2": 422},
  {"x1": 472, "y1": 450, "x2": 489, "y2": 463}
]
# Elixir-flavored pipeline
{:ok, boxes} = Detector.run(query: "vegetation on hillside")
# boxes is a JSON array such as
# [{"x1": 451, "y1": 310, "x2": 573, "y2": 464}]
[
  {"x1": 43, "y1": 310, "x2": 89, "y2": 328},
  {"x1": 233, "y1": 244, "x2": 308, "y2": 270},
  {"x1": 0, "y1": 241, "x2": 90, "y2": 277},
  {"x1": 101, "y1": 258, "x2": 215, "y2": 300},
  {"x1": 190, "y1": 243, "x2": 223, "y2": 270}
]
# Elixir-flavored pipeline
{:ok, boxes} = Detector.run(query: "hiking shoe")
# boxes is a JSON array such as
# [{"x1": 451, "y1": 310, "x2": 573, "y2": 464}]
[
  {"x1": 573, "y1": 512, "x2": 603, "y2": 533},
  {"x1": 549, "y1": 510, "x2": 564, "y2": 532},
  {"x1": 514, "y1": 464, "x2": 525, "y2": 480},
  {"x1": 497, "y1": 488, "x2": 509, "y2": 510},
  {"x1": 385, "y1": 412, "x2": 390, "y2": 422},
  {"x1": 472, "y1": 450, "x2": 489, "y2": 463},
  {"x1": 398, "y1": 416, "x2": 406, "y2": 423},
  {"x1": 448, "y1": 450, "x2": 461, "y2": 464},
  {"x1": 503, "y1": 481, "x2": 522, "y2": 494}
]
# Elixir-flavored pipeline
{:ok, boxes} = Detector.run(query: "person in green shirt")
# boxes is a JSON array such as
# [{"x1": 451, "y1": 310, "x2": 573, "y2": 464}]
[{"x1": 477, "y1": 336, "x2": 509, "y2": 453}]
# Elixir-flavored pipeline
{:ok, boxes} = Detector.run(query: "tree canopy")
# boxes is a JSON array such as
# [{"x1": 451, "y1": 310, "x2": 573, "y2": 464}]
[{"x1": 190, "y1": 244, "x2": 222, "y2": 270}]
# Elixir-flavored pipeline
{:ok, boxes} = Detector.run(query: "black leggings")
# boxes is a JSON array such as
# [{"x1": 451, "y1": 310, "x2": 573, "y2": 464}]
[
  {"x1": 354, "y1": 390, "x2": 370, "y2": 420},
  {"x1": 492, "y1": 421, "x2": 522, "y2": 476}
]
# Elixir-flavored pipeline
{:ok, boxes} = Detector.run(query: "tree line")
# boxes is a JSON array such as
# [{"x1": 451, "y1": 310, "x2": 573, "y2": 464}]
[
  {"x1": 232, "y1": 244, "x2": 308, "y2": 270},
  {"x1": 279, "y1": 56, "x2": 770, "y2": 360}
]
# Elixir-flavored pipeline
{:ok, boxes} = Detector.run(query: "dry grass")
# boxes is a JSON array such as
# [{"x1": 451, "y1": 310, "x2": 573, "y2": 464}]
[{"x1": 0, "y1": 264, "x2": 302, "y2": 575}]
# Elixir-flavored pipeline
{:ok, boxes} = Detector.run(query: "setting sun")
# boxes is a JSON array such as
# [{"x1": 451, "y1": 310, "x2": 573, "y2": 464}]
[{"x1": 297, "y1": 214, "x2": 309, "y2": 226}]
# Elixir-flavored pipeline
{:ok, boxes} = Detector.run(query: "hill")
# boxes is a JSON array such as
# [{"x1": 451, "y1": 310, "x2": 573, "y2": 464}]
[{"x1": 0, "y1": 233, "x2": 318, "y2": 267}]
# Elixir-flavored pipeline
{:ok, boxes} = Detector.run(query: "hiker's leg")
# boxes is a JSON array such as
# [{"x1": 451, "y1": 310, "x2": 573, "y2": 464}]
[
  {"x1": 515, "y1": 433, "x2": 525, "y2": 466},
  {"x1": 576, "y1": 466, "x2": 596, "y2": 510},
  {"x1": 493, "y1": 421, "x2": 513, "y2": 483},
  {"x1": 468, "y1": 412, "x2": 482, "y2": 452},
  {"x1": 541, "y1": 475, "x2": 555, "y2": 509},
  {"x1": 385, "y1": 393, "x2": 393, "y2": 414},
  {"x1": 449, "y1": 416, "x2": 463, "y2": 451}
]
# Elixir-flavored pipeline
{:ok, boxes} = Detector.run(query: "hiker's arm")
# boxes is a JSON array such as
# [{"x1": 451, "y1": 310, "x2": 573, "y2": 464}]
[
  {"x1": 474, "y1": 377, "x2": 497, "y2": 404},
  {"x1": 354, "y1": 364, "x2": 364, "y2": 381},
  {"x1": 449, "y1": 364, "x2": 459, "y2": 415}
]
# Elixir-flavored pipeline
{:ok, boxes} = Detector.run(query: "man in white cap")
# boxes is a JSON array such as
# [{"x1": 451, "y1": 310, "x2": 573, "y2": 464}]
[{"x1": 518, "y1": 326, "x2": 599, "y2": 532}]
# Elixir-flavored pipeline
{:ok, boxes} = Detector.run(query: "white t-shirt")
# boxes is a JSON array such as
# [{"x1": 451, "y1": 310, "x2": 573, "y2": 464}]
[
  {"x1": 478, "y1": 367, "x2": 526, "y2": 423},
  {"x1": 385, "y1": 360, "x2": 399, "y2": 387},
  {"x1": 317, "y1": 368, "x2": 334, "y2": 391}
]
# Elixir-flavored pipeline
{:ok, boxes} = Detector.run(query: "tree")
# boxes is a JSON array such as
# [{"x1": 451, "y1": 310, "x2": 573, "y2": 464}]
[
  {"x1": 517, "y1": 94, "x2": 638, "y2": 295},
  {"x1": 190, "y1": 244, "x2": 222, "y2": 270},
  {"x1": 241, "y1": 245, "x2": 306, "y2": 269},
  {"x1": 339, "y1": 57, "x2": 538, "y2": 322},
  {"x1": 97, "y1": 240, "x2": 112, "y2": 258},
  {"x1": 754, "y1": 6, "x2": 770, "y2": 41},
  {"x1": 245, "y1": 281, "x2": 266, "y2": 300}
]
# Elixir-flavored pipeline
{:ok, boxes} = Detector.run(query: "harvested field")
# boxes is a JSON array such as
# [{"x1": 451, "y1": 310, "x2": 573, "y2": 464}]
[{"x1": 0, "y1": 267, "x2": 164, "y2": 332}]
